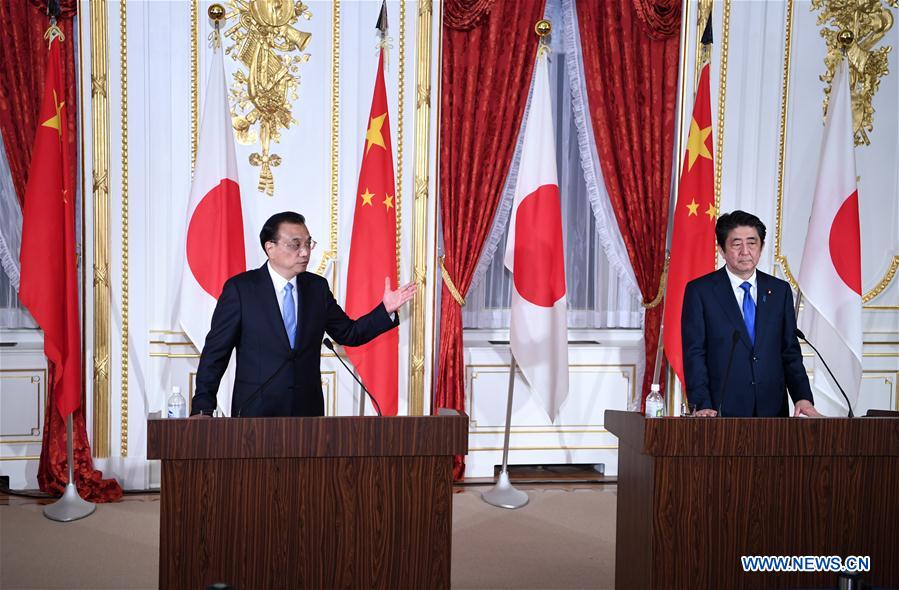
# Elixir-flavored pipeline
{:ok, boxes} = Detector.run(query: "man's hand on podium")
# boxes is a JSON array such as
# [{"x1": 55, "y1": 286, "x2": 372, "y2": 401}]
[
  {"x1": 793, "y1": 399, "x2": 823, "y2": 417},
  {"x1": 694, "y1": 409, "x2": 717, "y2": 417},
  {"x1": 189, "y1": 413, "x2": 213, "y2": 420}
]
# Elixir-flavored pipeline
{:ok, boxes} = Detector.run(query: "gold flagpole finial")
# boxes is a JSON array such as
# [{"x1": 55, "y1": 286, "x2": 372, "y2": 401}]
[
  {"x1": 208, "y1": 4, "x2": 226, "y2": 49},
  {"x1": 535, "y1": 19, "x2": 551, "y2": 57}
]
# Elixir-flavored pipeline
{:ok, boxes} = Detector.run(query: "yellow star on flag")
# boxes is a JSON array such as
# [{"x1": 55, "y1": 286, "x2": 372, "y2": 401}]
[
  {"x1": 705, "y1": 203, "x2": 717, "y2": 220},
  {"x1": 685, "y1": 117, "x2": 712, "y2": 171},
  {"x1": 41, "y1": 90, "x2": 65, "y2": 137},
  {"x1": 382, "y1": 194, "x2": 394, "y2": 210},
  {"x1": 361, "y1": 188, "x2": 374, "y2": 206},
  {"x1": 686, "y1": 198, "x2": 699, "y2": 216},
  {"x1": 365, "y1": 113, "x2": 387, "y2": 154}
]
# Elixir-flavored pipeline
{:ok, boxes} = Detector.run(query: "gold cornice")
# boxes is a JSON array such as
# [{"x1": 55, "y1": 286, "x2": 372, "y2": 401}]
[
  {"x1": 89, "y1": 0, "x2": 111, "y2": 458},
  {"x1": 408, "y1": 0, "x2": 434, "y2": 416},
  {"x1": 119, "y1": 0, "x2": 130, "y2": 457}
]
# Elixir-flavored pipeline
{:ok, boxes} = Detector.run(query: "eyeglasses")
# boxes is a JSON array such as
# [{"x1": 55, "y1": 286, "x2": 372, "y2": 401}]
[{"x1": 274, "y1": 238, "x2": 317, "y2": 252}]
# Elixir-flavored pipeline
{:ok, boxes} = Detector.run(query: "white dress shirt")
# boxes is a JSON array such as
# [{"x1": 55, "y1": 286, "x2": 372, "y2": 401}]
[
  {"x1": 724, "y1": 266, "x2": 756, "y2": 318},
  {"x1": 267, "y1": 262, "x2": 298, "y2": 317}
]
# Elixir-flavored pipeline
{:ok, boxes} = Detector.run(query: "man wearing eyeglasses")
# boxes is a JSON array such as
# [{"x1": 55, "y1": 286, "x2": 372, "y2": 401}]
[{"x1": 190, "y1": 211, "x2": 416, "y2": 417}]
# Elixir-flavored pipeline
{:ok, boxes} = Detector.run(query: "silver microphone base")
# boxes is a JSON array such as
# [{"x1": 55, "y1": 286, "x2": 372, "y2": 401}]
[
  {"x1": 43, "y1": 482, "x2": 97, "y2": 522},
  {"x1": 481, "y1": 470, "x2": 529, "y2": 509}
]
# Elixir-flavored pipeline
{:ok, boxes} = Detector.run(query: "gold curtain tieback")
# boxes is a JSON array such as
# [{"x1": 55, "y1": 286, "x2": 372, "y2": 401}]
[
  {"x1": 642, "y1": 251, "x2": 670, "y2": 309},
  {"x1": 439, "y1": 256, "x2": 466, "y2": 306}
]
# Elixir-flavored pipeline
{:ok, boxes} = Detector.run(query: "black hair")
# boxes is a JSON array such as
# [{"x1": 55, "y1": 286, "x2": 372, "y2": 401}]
[
  {"x1": 715, "y1": 210, "x2": 766, "y2": 249},
  {"x1": 259, "y1": 211, "x2": 306, "y2": 251}
]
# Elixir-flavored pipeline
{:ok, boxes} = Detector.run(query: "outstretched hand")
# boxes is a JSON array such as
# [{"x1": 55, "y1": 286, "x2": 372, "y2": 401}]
[{"x1": 383, "y1": 278, "x2": 417, "y2": 313}]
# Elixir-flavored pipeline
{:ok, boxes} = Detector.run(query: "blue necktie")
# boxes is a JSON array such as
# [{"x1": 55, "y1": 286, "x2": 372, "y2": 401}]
[
  {"x1": 740, "y1": 281, "x2": 755, "y2": 345},
  {"x1": 282, "y1": 283, "x2": 296, "y2": 348}
]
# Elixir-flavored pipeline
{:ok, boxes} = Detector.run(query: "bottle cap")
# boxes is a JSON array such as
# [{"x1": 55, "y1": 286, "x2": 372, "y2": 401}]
[
  {"x1": 172, "y1": 386, "x2": 181, "y2": 394},
  {"x1": 650, "y1": 383, "x2": 660, "y2": 392}
]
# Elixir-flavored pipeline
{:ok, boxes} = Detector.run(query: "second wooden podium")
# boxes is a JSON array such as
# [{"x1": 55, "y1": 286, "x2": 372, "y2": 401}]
[{"x1": 147, "y1": 413, "x2": 468, "y2": 589}]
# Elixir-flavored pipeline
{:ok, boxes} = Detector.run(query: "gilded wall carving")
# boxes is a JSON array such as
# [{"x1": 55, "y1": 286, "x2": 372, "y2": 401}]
[
  {"x1": 225, "y1": 0, "x2": 313, "y2": 195},
  {"x1": 812, "y1": 0, "x2": 897, "y2": 145}
]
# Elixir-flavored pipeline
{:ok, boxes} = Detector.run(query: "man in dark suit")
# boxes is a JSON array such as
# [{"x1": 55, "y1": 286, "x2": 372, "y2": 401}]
[
  {"x1": 682, "y1": 210, "x2": 822, "y2": 417},
  {"x1": 190, "y1": 211, "x2": 416, "y2": 417}
]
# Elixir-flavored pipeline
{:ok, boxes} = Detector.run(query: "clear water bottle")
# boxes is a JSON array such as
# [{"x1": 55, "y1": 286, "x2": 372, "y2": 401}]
[
  {"x1": 167, "y1": 386, "x2": 186, "y2": 419},
  {"x1": 644, "y1": 383, "x2": 665, "y2": 418}
]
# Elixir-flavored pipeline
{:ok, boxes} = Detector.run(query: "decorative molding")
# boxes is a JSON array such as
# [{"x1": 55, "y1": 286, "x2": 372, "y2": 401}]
[
  {"x1": 408, "y1": 0, "x2": 434, "y2": 415},
  {"x1": 713, "y1": 0, "x2": 731, "y2": 224},
  {"x1": 774, "y1": 0, "x2": 795, "y2": 284},
  {"x1": 316, "y1": 0, "x2": 340, "y2": 277},
  {"x1": 89, "y1": 0, "x2": 111, "y2": 458},
  {"x1": 119, "y1": 0, "x2": 130, "y2": 458},
  {"x1": 395, "y1": 0, "x2": 406, "y2": 278},
  {"x1": 191, "y1": 0, "x2": 199, "y2": 168}
]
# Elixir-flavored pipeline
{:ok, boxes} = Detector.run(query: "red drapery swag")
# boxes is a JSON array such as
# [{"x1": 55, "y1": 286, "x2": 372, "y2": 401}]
[
  {"x1": 436, "y1": 0, "x2": 546, "y2": 479},
  {"x1": 576, "y1": 0, "x2": 681, "y2": 403},
  {"x1": 0, "y1": 0, "x2": 78, "y2": 206}
]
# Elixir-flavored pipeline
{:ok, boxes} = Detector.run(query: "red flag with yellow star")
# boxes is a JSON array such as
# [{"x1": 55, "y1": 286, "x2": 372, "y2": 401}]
[
  {"x1": 344, "y1": 49, "x2": 399, "y2": 415},
  {"x1": 663, "y1": 58, "x2": 717, "y2": 387},
  {"x1": 19, "y1": 30, "x2": 121, "y2": 502},
  {"x1": 19, "y1": 33, "x2": 81, "y2": 418}
]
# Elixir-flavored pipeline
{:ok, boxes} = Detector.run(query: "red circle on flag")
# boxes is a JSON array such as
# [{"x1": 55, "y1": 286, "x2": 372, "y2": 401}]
[
  {"x1": 513, "y1": 184, "x2": 566, "y2": 307},
  {"x1": 186, "y1": 179, "x2": 246, "y2": 298},
  {"x1": 828, "y1": 190, "x2": 862, "y2": 295}
]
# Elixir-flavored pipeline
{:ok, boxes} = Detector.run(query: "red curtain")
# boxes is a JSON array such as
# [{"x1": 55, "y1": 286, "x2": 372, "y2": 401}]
[
  {"x1": 436, "y1": 0, "x2": 546, "y2": 479},
  {"x1": 3, "y1": 1, "x2": 121, "y2": 501},
  {"x1": 0, "y1": 0, "x2": 78, "y2": 206},
  {"x1": 576, "y1": 0, "x2": 681, "y2": 401}
]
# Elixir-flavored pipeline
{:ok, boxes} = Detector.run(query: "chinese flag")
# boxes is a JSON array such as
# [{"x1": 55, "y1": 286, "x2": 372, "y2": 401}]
[
  {"x1": 19, "y1": 34, "x2": 80, "y2": 418},
  {"x1": 344, "y1": 50, "x2": 399, "y2": 416},
  {"x1": 662, "y1": 59, "x2": 717, "y2": 387},
  {"x1": 19, "y1": 32, "x2": 121, "y2": 501}
]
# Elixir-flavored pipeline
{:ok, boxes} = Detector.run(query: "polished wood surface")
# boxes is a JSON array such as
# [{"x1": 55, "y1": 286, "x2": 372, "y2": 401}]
[
  {"x1": 149, "y1": 415, "x2": 468, "y2": 589},
  {"x1": 147, "y1": 414, "x2": 469, "y2": 459},
  {"x1": 607, "y1": 410, "x2": 899, "y2": 589}
]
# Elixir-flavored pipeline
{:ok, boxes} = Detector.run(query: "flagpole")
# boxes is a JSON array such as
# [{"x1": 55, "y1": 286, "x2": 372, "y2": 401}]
[
  {"x1": 481, "y1": 353, "x2": 529, "y2": 509},
  {"x1": 43, "y1": 413, "x2": 96, "y2": 522}
]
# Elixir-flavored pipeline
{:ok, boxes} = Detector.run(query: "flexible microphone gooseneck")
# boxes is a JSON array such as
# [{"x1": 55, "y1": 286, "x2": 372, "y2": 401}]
[
  {"x1": 794, "y1": 328, "x2": 854, "y2": 417},
  {"x1": 717, "y1": 330, "x2": 741, "y2": 417},
  {"x1": 323, "y1": 338, "x2": 382, "y2": 417},
  {"x1": 235, "y1": 349, "x2": 297, "y2": 417}
]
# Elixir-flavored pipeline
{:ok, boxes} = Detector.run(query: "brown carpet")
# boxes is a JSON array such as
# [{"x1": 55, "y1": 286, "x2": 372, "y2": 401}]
[{"x1": 0, "y1": 487, "x2": 616, "y2": 589}]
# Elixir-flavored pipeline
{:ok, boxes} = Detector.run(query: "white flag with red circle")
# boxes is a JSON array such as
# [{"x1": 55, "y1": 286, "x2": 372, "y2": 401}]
[
  {"x1": 504, "y1": 54, "x2": 568, "y2": 421},
  {"x1": 797, "y1": 57, "x2": 862, "y2": 415},
  {"x1": 176, "y1": 40, "x2": 246, "y2": 406}
]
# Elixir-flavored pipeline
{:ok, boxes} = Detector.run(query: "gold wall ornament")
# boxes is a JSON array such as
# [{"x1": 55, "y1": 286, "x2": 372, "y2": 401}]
[
  {"x1": 224, "y1": 0, "x2": 313, "y2": 195},
  {"x1": 811, "y1": 0, "x2": 897, "y2": 146}
]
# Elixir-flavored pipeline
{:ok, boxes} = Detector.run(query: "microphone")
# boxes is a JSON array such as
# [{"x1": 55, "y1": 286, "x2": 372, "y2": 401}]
[
  {"x1": 795, "y1": 328, "x2": 854, "y2": 417},
  {"x1": 717, "y1": 330, "x2": 740, "y2": 417},
  {"x1": 323, "y1": 338, "x2": 382, "y2": 416},
  {"x1": 235, "y1": 349, "x2": 297, "y2": 417}
]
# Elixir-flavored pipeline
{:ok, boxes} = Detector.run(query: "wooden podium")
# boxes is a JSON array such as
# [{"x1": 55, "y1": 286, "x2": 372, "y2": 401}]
[
  {"x1": 606, "y1": 410, "x2": 899, "y2": 589},
  {"x1": 147, "y1": 413, "x2": 468, "y2": 589}
]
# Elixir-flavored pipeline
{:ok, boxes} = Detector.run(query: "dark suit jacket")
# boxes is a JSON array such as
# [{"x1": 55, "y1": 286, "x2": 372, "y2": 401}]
[
  {"x1": 191, "y1": 264, "x2": 398, "y2": 417},
  {"x1": 681, "y1": 267, "x2": 812, "y2": 417}
]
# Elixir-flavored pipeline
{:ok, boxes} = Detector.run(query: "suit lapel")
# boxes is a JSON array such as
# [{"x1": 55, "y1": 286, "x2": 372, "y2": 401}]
[
  {"x1": 754, "y1": 272, "x2": 773, "y2": 349},
  {"x1": 296, "y1": 272, "x2": 310, "y2": 350},
  {"x1": 257, "y1": 263, "x2": 292, "y2": 351},
  {"x1": 712, "y1": 267, "x2": 754, "y2": 349}
]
